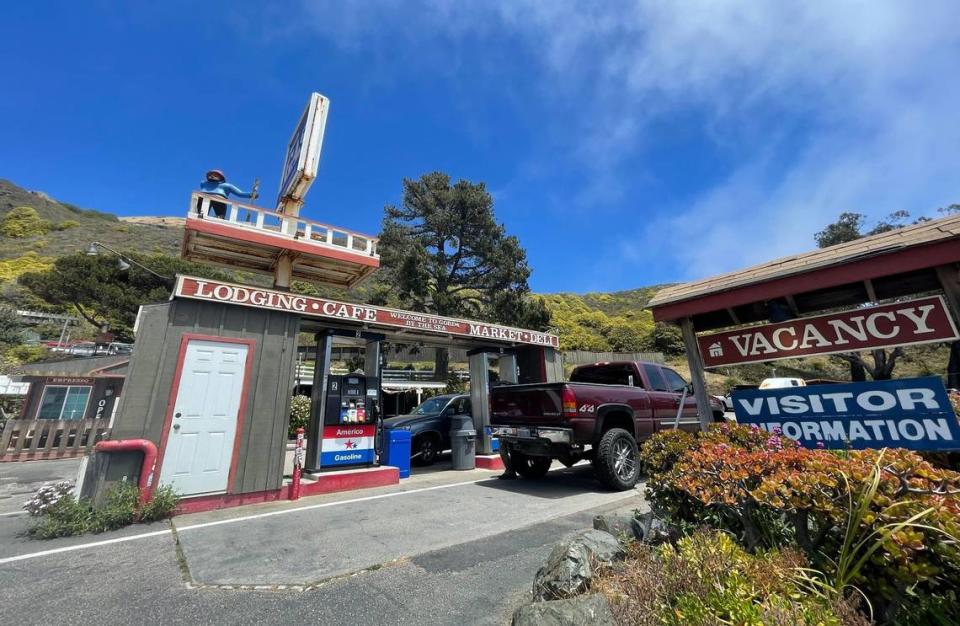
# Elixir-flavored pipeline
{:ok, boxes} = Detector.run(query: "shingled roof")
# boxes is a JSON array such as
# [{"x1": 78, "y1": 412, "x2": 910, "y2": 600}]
[{"x1": 648, "y1": 212, "x2": 960, "y2": 311}]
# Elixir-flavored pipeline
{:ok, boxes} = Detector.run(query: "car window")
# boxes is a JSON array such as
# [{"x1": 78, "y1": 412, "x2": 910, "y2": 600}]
[
  {"x1": 570, "y1": 365, "x2": 633, "y2": 386},
  {"x1": 660, "y1": 368, "x2": 689, "y2": 393},
  {"x1": 641, "y1": 364, "x2": 668, "y2": 391},
  {"x1": 412, "y1": 397, "x2": 449, "y2": 415},
  {"x1": 450, "y1": 397, "x2": 471, "y2": 414}
]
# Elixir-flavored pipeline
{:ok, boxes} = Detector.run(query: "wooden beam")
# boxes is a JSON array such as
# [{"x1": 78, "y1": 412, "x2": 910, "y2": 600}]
[
  {"x1": 725, "y1": 307, "x2": 740, "y2": 325},
  {"x1": 783, "y1": 294, "x2": 800, "y2": 316},
  {"x1": 863, "y1": 279, "x2": 878, "y2": 303},
  {"x1": 935, "y1": 264, "x2": 960, "y2": 328},
  {"x1": 680, "y1": 318, "x2": 714, "y2": 432}
]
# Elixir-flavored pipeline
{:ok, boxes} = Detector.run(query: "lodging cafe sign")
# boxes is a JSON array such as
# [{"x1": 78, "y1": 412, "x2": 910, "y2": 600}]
[
  {"x1": 698, "y1": 296, "x2": 958, "y2": 368},
  {"x1": 173, "y1": 275, "x2": 560, "y2": 348}
]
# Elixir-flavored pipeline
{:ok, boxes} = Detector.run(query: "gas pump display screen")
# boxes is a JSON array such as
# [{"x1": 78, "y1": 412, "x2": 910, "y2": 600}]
[{"x1": 345, "y1": 387, "x2": 361, "y2": 396}]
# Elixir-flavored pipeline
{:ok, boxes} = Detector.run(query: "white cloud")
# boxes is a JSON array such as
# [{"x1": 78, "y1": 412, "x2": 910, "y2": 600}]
[{"x1": 294, "y1": 1, "x2": 960, "y2": 281}]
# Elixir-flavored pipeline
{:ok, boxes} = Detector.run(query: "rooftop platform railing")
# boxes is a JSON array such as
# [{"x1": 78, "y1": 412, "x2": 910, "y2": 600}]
[{"x1": 189, "y1": 192, "x2": 379, "y2": 260}]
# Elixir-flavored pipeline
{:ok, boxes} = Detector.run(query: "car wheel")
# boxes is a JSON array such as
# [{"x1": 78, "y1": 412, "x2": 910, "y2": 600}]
[
  {"x1": 412, "y1": 435, "x2": 438, "y2": 466},
  {"x1": 512, "y1": 451, "x2": 552, "y2": 479},
  {"x1": 594, "y1": 428, "x2": 640, "y2": 491}
]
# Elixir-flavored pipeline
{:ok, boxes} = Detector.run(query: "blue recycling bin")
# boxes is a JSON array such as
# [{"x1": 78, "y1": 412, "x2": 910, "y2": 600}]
[{"x1": 382, "y1": 428, "x2": 412, "y2": 479}]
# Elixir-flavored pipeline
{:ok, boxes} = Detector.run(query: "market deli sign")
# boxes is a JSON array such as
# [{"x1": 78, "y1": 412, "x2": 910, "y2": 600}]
[
  {"x1": 173, "y1": 276, "x2": 559, "y2": 348},
  {"x1": 732, "y1": 377, "x2": 960, "y2": 451},
  {"x1": 698, "y1": 296, "x2": 958, "y2": 367}
]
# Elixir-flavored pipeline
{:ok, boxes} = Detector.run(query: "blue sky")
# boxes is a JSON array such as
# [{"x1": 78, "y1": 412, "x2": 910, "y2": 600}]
[{"x1": 2, "y1": 2, "x2": 959, "y2": 293}]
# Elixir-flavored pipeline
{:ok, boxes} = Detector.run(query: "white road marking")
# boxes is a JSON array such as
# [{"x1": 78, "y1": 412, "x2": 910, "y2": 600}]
[
  {"x1": 0, "y1": 511, "x2": 28, "y2": 517},
  {"x1": 0, "y1": 477, "x2": 490, "y2": 565}
]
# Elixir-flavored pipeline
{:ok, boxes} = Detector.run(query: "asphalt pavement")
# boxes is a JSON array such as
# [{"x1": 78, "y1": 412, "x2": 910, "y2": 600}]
[
  {"x1": 0, "y1": 461, "x2": 646, "y2": 625},
  {"x1": 0, "y1": 457, "x2": 80, "y2": 515}
]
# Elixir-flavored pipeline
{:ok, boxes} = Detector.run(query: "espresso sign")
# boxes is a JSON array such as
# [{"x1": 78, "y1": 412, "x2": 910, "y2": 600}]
[
  {"x1": 173, "y1": 275, "x2": 560, "y2": 348},
  {"x1": 699, "y1": 296, "x2": 957, "y2": 367}
]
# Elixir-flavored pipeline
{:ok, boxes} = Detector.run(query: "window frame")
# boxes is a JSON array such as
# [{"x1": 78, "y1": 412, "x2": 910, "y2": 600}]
[
  {"x1": 37, "y1": 385, "x2": 92, "y2": 420},
  {"x1": 660, "y1": 368, "x2": 690, "y2": 394}
]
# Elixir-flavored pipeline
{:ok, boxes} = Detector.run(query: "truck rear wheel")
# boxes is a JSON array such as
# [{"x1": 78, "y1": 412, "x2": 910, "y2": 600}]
[
  {"x1": 594, "y1": 428, "x2": 640, "y2": 491},
  {"x1": 512, "y1": 451, "x2": 552, "y2": 479}
]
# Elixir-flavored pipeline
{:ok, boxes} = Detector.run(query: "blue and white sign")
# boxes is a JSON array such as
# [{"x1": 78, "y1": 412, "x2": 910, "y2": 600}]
[
  {"x1": 277, "y1": 92, "x2": 330, "y2": 208},
  {"x1": 733, "y1": 377, "x2": 960, "y2": 451},
  {"x1": 320, "y1": 424, "x2": 376, "y2": 466}
]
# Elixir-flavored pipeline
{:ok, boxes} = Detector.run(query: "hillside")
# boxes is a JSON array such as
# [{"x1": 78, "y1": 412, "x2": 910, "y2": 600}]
[{"x1": 0, "y1": 179, "x2": 182, "y2": 281}]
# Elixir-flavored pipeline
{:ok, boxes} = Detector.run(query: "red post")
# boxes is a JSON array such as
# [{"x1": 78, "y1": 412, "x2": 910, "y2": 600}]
[{"x1": 290, "y1": 427, "x2": 305, "y2": 500}]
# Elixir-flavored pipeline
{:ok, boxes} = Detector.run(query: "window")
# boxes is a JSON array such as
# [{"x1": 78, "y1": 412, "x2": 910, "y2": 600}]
[
  {"x1": 641, "y1": 364, "x2": 669, "y2": 391},
  {"x1": 450, "y1": 397, "x2": 472, "y2": 415},
  {"x1": 570, "y1": 365, "x2": 635, "y2": 386},
  {"x1": 661, "y1": 368, "x2": 689, "y2": 393},
  {"x1": 37, "y1": 385, "x2": 91, "y2": 420}
]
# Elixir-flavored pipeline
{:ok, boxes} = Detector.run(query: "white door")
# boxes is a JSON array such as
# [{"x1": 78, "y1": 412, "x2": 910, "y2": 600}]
[{"x1": 159, "y1": 340, "x2": 249, "y2": 496}]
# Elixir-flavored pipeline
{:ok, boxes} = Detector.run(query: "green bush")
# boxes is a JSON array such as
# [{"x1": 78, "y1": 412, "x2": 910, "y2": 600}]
[
  {"x1": 596, "y1": 530, "x2": 862, "y2": 626},
  {"x1": 639, "y1": 428, "x2": 695, "y2": 475},
  {"x1": 0, "y1": 206, "x2": 52, "y2": 238},
  {"x1": 53, "y1": 220, "x2": 81, "y2": 230},
  {"x1": 288, "y1": 394, "x2": 311, "y2": 438},
  {"x1": 644, "y1": 424, "x2": 960, "y2": 624},
  {"x1": 27, "y1": 482, "x2": 180, "y2": 539},
  {"x1": 139, "y1": 485, "x2": 180, "y2": 522}
]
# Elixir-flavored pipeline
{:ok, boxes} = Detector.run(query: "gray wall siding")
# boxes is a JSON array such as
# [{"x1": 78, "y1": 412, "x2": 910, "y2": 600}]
[{"x1": 112, "y1": 300, "x2": 299, "y2": 495}]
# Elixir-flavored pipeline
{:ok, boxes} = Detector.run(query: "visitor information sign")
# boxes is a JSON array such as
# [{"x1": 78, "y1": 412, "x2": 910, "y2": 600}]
[{"x1": 732, "y1": 377, "x2": 960, "y2": 451}]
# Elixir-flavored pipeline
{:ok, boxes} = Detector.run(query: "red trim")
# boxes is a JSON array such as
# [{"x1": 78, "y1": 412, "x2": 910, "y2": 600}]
[
  {"x1": 172, "y1": 466, "x2": 399, "y2": 515},
  {"x1": 154, "y1": 334, "x2": 256, "y2": 497},
  {"x1": 651, "y1": 240, "x2": 960, "y2": 322},
  {"x1": 185, "y1": 218, "x2": 380, "y2": 268},
  {"x1": 297, "y1": 465, "x2": 399, "y2": 497},
  {"x1": 475, "y1": 454, "x2": 505, "y2": 471},
  {"x1": 94, "y1": 439, "x2": 158, "y2": 504}
]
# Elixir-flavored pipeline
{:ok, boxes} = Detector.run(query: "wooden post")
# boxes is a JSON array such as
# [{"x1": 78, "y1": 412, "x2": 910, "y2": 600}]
[
  {"x1": 935, "y1": 264, "x2": 960, "y2": 327},
  {"x1": 680, "y1": 317, "x2": 713, "y2": 432}
]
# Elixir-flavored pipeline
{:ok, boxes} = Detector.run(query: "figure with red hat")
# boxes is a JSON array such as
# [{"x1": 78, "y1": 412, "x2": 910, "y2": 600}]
[{"x1": 197, "y1": 170, "x2": 259, "y2": 219}]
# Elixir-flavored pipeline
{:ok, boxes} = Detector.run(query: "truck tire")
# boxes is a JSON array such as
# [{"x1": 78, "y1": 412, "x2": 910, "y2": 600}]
[
  {"x1": 594, "y1": 428, "x2": 640, "y2": 491},
  {"x1": 512, "y1": 451, "x2": 552, "y2": 479}
]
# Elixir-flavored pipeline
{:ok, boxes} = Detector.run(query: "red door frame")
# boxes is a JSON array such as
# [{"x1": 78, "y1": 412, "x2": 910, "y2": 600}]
[{"x1": 154, "y1": 333, "x2": 256, "y2": 496}]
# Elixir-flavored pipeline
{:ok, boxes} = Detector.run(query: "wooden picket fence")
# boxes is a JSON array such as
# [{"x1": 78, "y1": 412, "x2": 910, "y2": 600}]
[{"x1": 0, "y1": 418, "x2": 111, "y2": 462}]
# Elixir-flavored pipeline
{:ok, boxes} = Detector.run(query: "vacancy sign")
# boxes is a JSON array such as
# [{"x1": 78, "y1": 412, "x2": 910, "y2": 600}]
[
  {"x1": 699, "y1": 296, "x2": 957, "y2": 367},
  {"x1": 733, "y1": 377, "x2": 960, "y2": 451}
]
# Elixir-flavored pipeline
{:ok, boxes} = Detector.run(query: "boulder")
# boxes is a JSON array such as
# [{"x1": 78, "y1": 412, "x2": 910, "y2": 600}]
[
  {"x1": 636, "y1": 511, "x2": 674, "y2": 545},
  {"x1": 512, "y1": 594, "x2": 615, "y2": 626},
  {"x1": 592, "y1": 513, "x2": 644, "y2": 541},
  {"x1": 533, "y1": 530, "x2": 625, "y2": 601}
]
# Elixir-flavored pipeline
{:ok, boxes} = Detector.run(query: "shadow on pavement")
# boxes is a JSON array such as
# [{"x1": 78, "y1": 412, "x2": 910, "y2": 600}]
[{"x1": 473, "y1": 464, "x2": 629, "y2": 499}]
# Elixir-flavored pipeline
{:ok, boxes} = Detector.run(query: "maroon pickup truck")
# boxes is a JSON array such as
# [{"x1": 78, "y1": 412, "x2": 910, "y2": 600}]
[{"x1": 490, "y1": 361, "x2": 724, "y2": 490}]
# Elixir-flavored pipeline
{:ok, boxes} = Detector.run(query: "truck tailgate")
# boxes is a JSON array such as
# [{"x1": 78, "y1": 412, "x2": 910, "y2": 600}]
[{"x1": 490, "y1": 383, "x2": 568, "y2": 426}]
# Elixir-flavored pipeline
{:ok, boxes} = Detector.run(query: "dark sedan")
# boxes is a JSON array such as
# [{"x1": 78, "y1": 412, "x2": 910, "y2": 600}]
[{"x1": 382, "y1": 394, "x2": 471, "y2": 465}]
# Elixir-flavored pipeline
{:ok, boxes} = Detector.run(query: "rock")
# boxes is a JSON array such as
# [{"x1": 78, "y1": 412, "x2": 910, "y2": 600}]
[
  {"x1": 533, "y1": 530, "x2": 626, "y2": 601},
  {"x1": 512, "y1": 594, "x2": 615, "y2": 626},
  {"x1": 637, "y1": 511, "x2": 673, "y2": 545},
  {"x1": 592, "y1": 513, "x2": 644, "y2": 541}
]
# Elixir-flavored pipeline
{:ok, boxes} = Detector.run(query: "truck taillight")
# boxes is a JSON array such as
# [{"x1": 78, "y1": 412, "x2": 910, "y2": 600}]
[{"x1": 562, "y1": 386, "x2": 578, "y2": 417}]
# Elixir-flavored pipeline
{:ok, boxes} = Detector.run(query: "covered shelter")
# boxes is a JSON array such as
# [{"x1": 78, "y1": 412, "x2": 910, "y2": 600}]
[{"x1": 648, "y1": 212, "x2": 960, "y2": 429}]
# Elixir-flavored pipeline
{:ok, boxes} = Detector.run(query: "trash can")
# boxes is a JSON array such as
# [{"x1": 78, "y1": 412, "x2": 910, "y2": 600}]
[
  {"x1": 450, "y1": 414, "x2": 476, "y2": 470},
  {"x1": 382, "y1": 429, "x2": 412, "y2": 478}
]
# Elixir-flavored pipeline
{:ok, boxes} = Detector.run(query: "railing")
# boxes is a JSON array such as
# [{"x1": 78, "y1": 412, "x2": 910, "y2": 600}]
[
  {"x1": 189, "y1": 192, "x2": 380, "y2": 259},
  {"x1": 0, "y1": 418, "x2": 111, "y2": 461},
  {"x1": 563, "y1": 350, "x2": 665, "y2": 365}
]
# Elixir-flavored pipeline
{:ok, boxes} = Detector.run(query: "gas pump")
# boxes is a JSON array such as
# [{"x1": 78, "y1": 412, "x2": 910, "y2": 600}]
[{"x1": 307, "y1": 329, "x2": 384, "y2": 471}]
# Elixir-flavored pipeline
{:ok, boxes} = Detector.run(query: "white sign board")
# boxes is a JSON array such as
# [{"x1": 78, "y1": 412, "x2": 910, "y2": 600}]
[{"x1": 277, "y1": 92, "x2": 330, "y2": 208}]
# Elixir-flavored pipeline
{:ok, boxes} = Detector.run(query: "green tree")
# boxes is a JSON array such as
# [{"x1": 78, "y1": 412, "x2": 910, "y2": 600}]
[
  {"x1": 378, "y1": 172, "x2": 546, "y2": 375},
  {"x1": 644, "y1": 322, "x2": 685, "y2": 356},
  {"x1": 19, "y1": 253, "x2": 228, "y2": 342},
  {"x1": 0, "y1": 306, "x2": 25, "y2": 347},
  {"x1": 814, "y1": 210, "x2": 926, "y2": 380}
]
